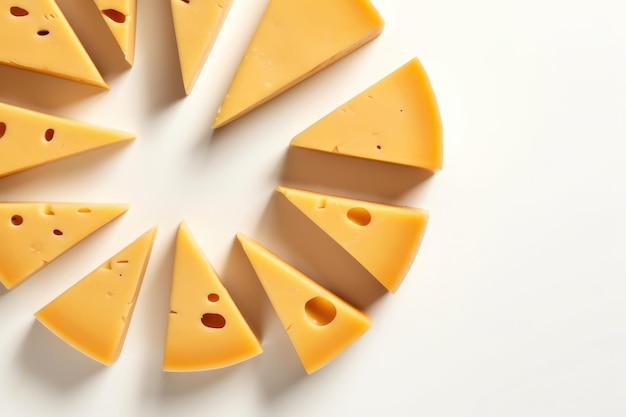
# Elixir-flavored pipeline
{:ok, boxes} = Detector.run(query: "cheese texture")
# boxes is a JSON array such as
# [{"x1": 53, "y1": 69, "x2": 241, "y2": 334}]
[
  {"x1": 0, "y1": 1, "x2": 107, "y2": 88},
  {"x1": 278, "y1": 187, "x2": 429, "y2": 292},
  {"x1": 212, "y1": 0, "x2": 384, "y2": 128},
  {"x1": 0, "y1": 203, "x2": 129, "y2": 290},
  {"x1": 93, "y1": 0, "x2": 137, "y2": 65},
  {"x1": 290, "y1": 58, "x2": 443, "y2": 171},
  {"x1": 171, "y1": 0, "x2": 232, "y2": 94},
  {"x1": 0, "y1": 102, "x2": 134, "y2": 178},
  {"x1": 35, "y1": 227, "x2": 158, "y2": 365},
  {"x1": 163, "y1": 222, "x2": 262, "y2": 371},
  {"x1": 237, "y1": 233, "x2": 371, "y2": 374}
]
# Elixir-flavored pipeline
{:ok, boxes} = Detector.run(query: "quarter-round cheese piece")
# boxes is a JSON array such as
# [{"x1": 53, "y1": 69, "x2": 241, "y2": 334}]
[
  {"x1": 0, "y1": 101, "x2": 134, "y2": 178},
  {"x1": 277, "y1": 186, "x2": 429, "y2": 293},
  {"x1": 163, "y1": 221, "x2": 262, "y2": 371},
  {"x1": 0, "y1": 203, "x2": 129, "y2": 290},
  {"x1": 93, "y1": 0, "x2": 137, "y2": 65},
  {"x1": 237, "y1": 233, "x2": 371, "y2": 374},
  {"x1": 0, "y1": 0, "x2": 107, "y2": 88},
  {"x1": 290, "y1": 58, "x2": 444, "y2": 171},
  {"x1": 212, "y1": 0, "x2": 384, "y2": 128},
  {"x1": 35, "y1": 226, "x2": 158, "y2": 365},
  {"x1": 171, "y1": 0, "x2": 233, "y2": 94}
]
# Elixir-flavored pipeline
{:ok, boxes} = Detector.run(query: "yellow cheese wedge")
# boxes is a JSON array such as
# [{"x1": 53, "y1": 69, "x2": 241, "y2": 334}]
[
  {"x1": 0, "y1": 203, "x2": 129, "y2": 290},
  {"x1": 0, "y1": 1, "x2": 107, "y2": 88},
  {"x1": 212, "y1": 0, "x2": 384, "y2": 128},
  {"x1": 0, "y1": 102, "x2": 134, "y2": 178},
  {"x1": 277, "y1": 187, "x2": 429, "y2": 292},
  {"x1": 35, "y1": 226, "x2": 158, "y2": 365},
  {"x1": 171, "y1": 0, "x2": 232, "y2": 94},
  {"x1": 93, "y1": 0, "x2": 137, "y2": 65},
  {"x1": 237, "y1": 233, "x2": 371, "y2": 374},
  {"x1": 163, "y1": 222, "x2": 262, "y2": 371},
  {"x1": 290, "y1": 58, "x2": 444, "y2": 171}
]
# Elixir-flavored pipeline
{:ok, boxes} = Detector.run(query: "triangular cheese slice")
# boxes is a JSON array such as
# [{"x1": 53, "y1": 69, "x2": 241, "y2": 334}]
[
  {"x1": 163, "y1": 221, "x2": 262, "y2": 371},
  {"x1": 0, "y1": 102, "x2": 134, "y2": 178},
  {"x1": 278, "y1": 187, "x2": 429, "y2": 292},
  {"x1": 35, "y1": 226, "x2": 158, "y2": 365},
  {"x1": 0, "y1": 203, "x2": 129, "y2": 290},
  {"x1": 0, "y1": 1, "x2": 107, "y2": 88},
  {"x1": 93, "y1": 0, "x2": 137, "y2": 65},
  {"x1": 171, "y1": 0, "x2": 233, "y2": 94},
  {"x1": 290, "y1": 58, "x2": 444, "y2": 171},
  {"x1": 237, "y1": 233, "x2": 371, "y2": 374},
  {"x1": 212, "y1": 0, "x2": 384, "y2": 128}
]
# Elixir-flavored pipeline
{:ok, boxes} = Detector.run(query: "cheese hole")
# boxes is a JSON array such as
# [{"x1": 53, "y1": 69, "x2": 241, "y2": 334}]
[
  {"x1": 78, "y1": 208, "x2": 91, "y2": 213},
  {"x1": 376, "y1": 145, "x2": 381, "y2": 150},
  {"x1": 347, "y1": 207, "x2": 371, "y2": 226},
  {"x1": 316, "y1": 199, "x2": 326, "y2": 209},
  {"x1": 208, "y1": 293, "x2": 219, "y2": 302},
  {"x1": 43, "y1": 204, "x2": 54, "y2": 215},
  {"x1": 11, "y1": 215, "x2": 23, "y2": 226},
  {"x1": 37, "y1": 30, "x2": 50, "y2": 36},
  {"x1": 102, "y1": 9, "x2": 126, "y2": 23},
  {"x1": 44, "y1": 128, "x2": 54, "y2": 142},
  {"x1": 53, "y1": 229, "x2": 63, "y2": 236},
  {"x1": 305, "y1": 296, "x2": 336, "y2": 326},
  {"x1": 201, "y1": 313, "x2": 226, "y2": 329},
  {"x1": 0, "y1": 122, "x2": 6, "y2": 138},
  {"x1": 10, "y1": 7, "x2": 28, "y2": 16},
  {"x1": 181, "y1": 0, "x2": 190, "y2": 3}
]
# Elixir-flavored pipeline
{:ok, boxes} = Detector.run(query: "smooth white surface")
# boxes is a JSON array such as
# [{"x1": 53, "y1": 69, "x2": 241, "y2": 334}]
[{"x1": 1, "y1": 0, "x2": 625, "y2": 415}]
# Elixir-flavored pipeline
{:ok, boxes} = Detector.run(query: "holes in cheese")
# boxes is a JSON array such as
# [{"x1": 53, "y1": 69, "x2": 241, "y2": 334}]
[
  {"x1": 0, "y1": 102, "x2": 134, "y2": 178},
  {"x1": 35, "y1": 227, "x2": 158, "y2": 365},
  {"x1": 78, "y1": 207, "x2": 92, "y2": 213},
  {"x1": 237, "y1": 233, "x2": 371, "y2": 374},
  {"x1": 52, "y1": 229, "x2": 63, "y2": 236},
  {"x1": 277, "y1": 186, "x2": 429, "y2": 293},
  {"x1": 212, "y1": 0, "x2": 384, "y2": 128},
  {"x1": 102, "y1": 9, "x2": 126, "y2": 23},
  {"x1": 0, "y1": 203, "x2": 129, "y2": 290},
  {"x1": 162, "y1": 221, "x2": 262, "y2": 372},
  {"x1": 93, "y1": 0, "x2": 137, "y2": 65},
  {"x1": 37, "y1": 30, "x2": 50, "y2": 36},
  {"x1": 10, "y1": 6, "x2": 29, "y2": 16},
  {"x1": 290, "y1": 58, "x2": 443, "y2": 171}
]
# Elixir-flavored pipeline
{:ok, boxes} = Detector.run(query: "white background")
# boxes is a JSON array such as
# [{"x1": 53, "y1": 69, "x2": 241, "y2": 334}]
[{"x1": 1, "y1": 0, "x2": 625, "y2": 415}]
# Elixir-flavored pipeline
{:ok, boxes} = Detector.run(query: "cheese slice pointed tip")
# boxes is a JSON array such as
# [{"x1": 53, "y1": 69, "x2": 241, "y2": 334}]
[
  {"x1": 93, "y1": 0, "x2": 137, "y2": 65},
  {"x1": 35, "y1": 226, "x2": 158, "y2": 365}
]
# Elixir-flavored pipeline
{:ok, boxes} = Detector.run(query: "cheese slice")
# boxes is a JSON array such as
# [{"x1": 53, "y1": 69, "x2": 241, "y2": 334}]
[
  {"x1": 290, "y1": 58, "x2": 444, "y2": 171},
  {"x1": 171, "y1": 0, "x2": 232, "y2": 94},
  {"x1": 278, "y1": 187, "x2": 429, "y2": 293},
  {"x1": 0, "y1": 102, "x2": 134, "y2": 178},
  {"x1": 212, "y1": 0, "x2": 384, "y2": 128},
  {"x1": 0, "y1": 1, "x2": 107, "y2": 88},
  {"x1": 93, "y1": 0, "x2": 137, "y2": 65},
  {"x1": 237, "y1": 233, "x2": 371, "y2": 374},
  {"x1": 35, "y1": 226, "x2": 158, "y2": 365},
  {"x1": 0, "y1": 203, "x2": 129, "y2": 290},
  {"x1": 163, "y1": 221, "x2": 262, "y2": 371}
]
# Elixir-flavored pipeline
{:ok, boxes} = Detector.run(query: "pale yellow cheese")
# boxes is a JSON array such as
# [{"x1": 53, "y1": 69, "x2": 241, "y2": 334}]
[
  {"x1": 0, "y1": 1, "x2": 107, "y2": 88},
  {"x1": 212, "y1": 0, "x2": 384, "y2": 128},
  {"x1": 0, "y1": 203, "x2": 129, "y2": 290},
  {"x1": 35, "y1": 226, "x2": 158, "y2": 365},
  {"x1": 0, "y1": 102, "x2": 134, "y2": 178},
  {"x1": 93, "y1": 0, "x2": 137, "y2": 65},
  {"x1": 171, "y1": 0, "x2": 232, "y2": 94},
  {"x1": 277, "y1": 187, "x2": 429, "y2": 293},
  {"x1": 237, "y1": 233, "x2": 371, "y2": 374},
  {"x1": 290, "y1": 58, "x2": 444, "y2": 171},
  {"x1": 163, "y1": 221, "x2": 262, "y2": 371}
]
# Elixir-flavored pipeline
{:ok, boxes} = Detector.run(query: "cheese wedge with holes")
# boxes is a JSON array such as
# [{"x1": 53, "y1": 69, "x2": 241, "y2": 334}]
[
  {"x1": 93, "y1": 0, "x2": 137, "y2": 65},
  {"x1": 212, "y1": 0, "x2": 384, "y2": 128},
  {"x1": 171, "y1": 0, "x2": 232, "y2": 94},
  {"x1": 290, "y1": 58, "x2": 443, "y2": 171},
  {"x1": 35, "y1": 226, "x2": 158, "y2": 365},
  {"x1": 0, "y1": 203, "x2": 129, "y2": 290},
  {"x1": 237, "y1": 233, "x2": 371, "y2": 374},
  {"x1": 163, "y1": 221, "x2": 262, "y2": 371},
  {"x1": 0, "y1": 102, "x2": 134, "y2": 178},
  {"x1": 278, "y1": 187, "x2": 428, "y2": 292},
  {"x1": 0, "y1": 1, "x2": 107, "y2": 88}
]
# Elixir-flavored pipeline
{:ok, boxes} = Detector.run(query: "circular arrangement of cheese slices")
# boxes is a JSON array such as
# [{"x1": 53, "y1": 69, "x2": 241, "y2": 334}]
[{"x1": 0, "y1": 0, "x2": 442, "y2": 375}]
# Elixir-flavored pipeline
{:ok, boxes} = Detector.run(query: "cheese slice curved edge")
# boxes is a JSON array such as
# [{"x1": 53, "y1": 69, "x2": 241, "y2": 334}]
[
  {"x1": 237, "y1": 233, "x2": 371, "y2": 374},
  {"x1": 163, "y1": 221, "x2": 262, "y2": 372},
  {"x1": 93, "y1": 0, "x2": 137, "y2": 65},
  {"x1": 35, "y1": 226, "x2": 158, "y2": 366}
]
